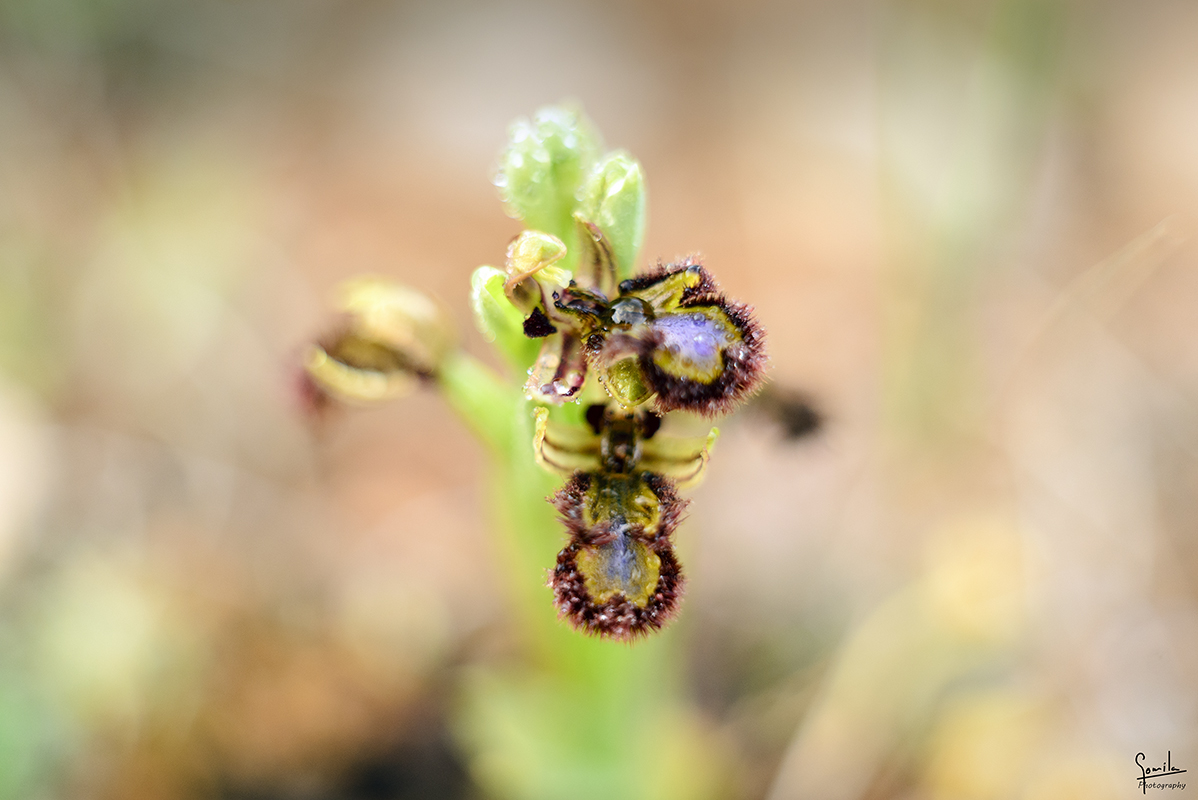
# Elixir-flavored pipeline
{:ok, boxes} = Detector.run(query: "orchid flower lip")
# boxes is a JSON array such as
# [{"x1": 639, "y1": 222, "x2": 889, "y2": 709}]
[{"x1": 548, "y1": 467, "x2": 688, "y2": 640}]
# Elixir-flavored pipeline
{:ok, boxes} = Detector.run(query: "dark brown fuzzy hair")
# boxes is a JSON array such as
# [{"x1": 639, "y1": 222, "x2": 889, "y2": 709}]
[
  {"x1": 641, "y1": 472, "x2": 688, "y2": 541},
  {"x1": 549, "y1": 472, "x2": 594, "y2": 540}
]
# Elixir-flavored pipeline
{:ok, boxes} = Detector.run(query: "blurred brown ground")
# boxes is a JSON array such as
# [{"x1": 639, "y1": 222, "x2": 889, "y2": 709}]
[{"x1": 1, "y1": 1, "x2": 1197, "y2": 798}]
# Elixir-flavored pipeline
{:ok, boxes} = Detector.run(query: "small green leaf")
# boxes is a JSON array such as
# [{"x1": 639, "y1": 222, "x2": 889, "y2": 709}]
[
  {"x1": 496, "y1": 105, "x2": 602, "y2": 267},
  {"x1": 470, "y1": 266, "x2": 541, "y2": 371},
  {"x1": 576, "y1": 151, "x2": 648, "y2": 283}
]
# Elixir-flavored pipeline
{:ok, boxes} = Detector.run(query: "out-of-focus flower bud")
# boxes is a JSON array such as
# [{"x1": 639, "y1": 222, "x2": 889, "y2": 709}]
[
  {"x1": 574, "y1": 151, "x2": 647, "y2": 292},
  {"x1": 549, "y1": 471, "x2": 686, "y2": 640},
  {"x1": 302, "y1": 278, "x2": 454, "y2": 405},
  {"x1": 495, "y1": 106, "x2": 601, "y2": 260}
]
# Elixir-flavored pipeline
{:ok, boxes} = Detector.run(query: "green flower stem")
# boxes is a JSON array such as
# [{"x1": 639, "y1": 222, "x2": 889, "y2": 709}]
[
  {"x1": 437, "y1": 351, "x2": 711, "y2": 800},
  {"x1": 433, "y1": 101, "x2": 731, "y2": 799},
  {"x1": 436, "y1": 351, "x2": 521, "y2": 455},
  {"x1": 477, "y1": 433, "x2": 697, "y2": 800}
]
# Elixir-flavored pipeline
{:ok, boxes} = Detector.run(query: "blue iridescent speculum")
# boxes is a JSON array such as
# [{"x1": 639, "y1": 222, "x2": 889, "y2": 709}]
[{"x1": 654, "y1": 313, "x2": 726, "y2": 374}]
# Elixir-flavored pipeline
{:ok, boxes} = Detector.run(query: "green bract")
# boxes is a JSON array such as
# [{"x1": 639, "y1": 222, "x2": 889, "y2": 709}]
[
  {"x1": 575, "y1": 151, "x2": 647, "y2": 287},
  {"x1": 470, "y1": 266, "x2": 539, "y2": 370}
]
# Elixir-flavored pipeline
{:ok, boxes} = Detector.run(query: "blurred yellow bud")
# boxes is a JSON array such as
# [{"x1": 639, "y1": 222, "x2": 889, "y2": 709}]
[{"x1": 303, "y1": 278, "x2": 455, "y2": 405}]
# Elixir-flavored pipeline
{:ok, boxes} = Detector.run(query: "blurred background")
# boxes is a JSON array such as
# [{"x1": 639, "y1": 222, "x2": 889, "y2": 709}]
[{"x1": 1, "y1": 0, "x2": 1197, "y2": 797}]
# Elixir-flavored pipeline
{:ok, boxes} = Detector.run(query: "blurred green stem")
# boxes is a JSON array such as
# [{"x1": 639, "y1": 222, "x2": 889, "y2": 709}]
[{"x1": 436, "y1": 353, "x2": 711, "y2": 800}]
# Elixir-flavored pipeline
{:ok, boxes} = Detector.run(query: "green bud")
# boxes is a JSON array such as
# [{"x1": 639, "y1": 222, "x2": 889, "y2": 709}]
[
  {"x1": 575, "y1": 151, "x2": 647, "y2": 286},
  {"x1": 495, "y1": 105, "x2": 601, "y2": 258},
  {"x1": 470, "y1": 266, "x2": 540, "y2": 371}
]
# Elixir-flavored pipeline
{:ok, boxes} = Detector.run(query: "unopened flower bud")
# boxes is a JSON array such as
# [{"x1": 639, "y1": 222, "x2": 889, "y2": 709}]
[
  {"x1": 303, "y1": 278, "x2": 454, "y2": 405},
  {"x1": 574, "y1": 151, "x2": 647, "y2": 291},
  {"x1": 496, "y1": 106, "x2": 601, "y2": 257}
]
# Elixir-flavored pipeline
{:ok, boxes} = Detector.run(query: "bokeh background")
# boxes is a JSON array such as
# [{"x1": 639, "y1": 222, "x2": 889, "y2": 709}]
[{"x1": 2, "y1": 0, "x2": 1197, "y2": 797}]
